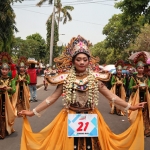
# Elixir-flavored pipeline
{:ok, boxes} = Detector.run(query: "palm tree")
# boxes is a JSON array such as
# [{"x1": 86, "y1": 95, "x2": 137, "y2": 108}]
[{"x1": 37, "y1": 0, "x2": 74, "y2": 33}]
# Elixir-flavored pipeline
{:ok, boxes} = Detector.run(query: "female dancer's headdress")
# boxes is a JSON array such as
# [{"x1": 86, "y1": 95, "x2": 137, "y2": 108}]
[
  {"x1": 0, "y1": 52, "x2": 12, "y2": 69},
  {"x1": 54, "y1": 35, "x2": 100, "y2": 71},
  {"x1": 115, "y1": 60, "x2": 124, "y2": 70},
  {"x1": 18, "y1": 56, "x2": 27, "y2": 68},
  {"x1": 133, "y1": 52, "x2": 147, "y2": 68}
]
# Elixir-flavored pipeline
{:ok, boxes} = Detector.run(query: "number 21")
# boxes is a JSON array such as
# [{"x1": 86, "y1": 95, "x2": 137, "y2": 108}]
[{"x1": 77, "y1": 122, "x2": 89, "y2": 131}]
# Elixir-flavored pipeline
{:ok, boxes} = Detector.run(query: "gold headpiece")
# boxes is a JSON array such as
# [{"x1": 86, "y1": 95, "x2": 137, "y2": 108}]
[
  {"x1": 0, "y1": 52, "x2": 12, "y2": 69},
  {"x1": 18, "y1": 56, "x2": 27, "y2": 67},
  {"x1": 54, "y1": 35, "x2": 99, "y2": 72},
  {"x1": 66, "y1": 35, "x2": 92, "y2": 57},
  {"x1": 115, "y1": 60, "x2": 124, "y2": 70},
  {"x1": 133, "y1": 52, "x2": 147, "y2": 68}
]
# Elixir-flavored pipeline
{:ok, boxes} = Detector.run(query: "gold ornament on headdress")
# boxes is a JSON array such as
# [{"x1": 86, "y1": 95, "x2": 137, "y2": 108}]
[
  {"x1": 54, "y1": 35, "x2": 100, "y2": 71},
  {"x1": 18, "y1": 56, "x2": 27, "y2": 67},
  {"x1": 115, "y1": 60, "x2": 124, "y2": 70},
  {"x1": 0, "y1": 52, "x2": 12, "y2": 69},
  {"x1": 133, "y1": 52, "x2": 147, "y2": 68}
]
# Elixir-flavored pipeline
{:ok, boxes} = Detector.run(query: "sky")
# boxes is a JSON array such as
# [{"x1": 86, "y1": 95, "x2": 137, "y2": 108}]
[{"x1": 12, "y1": 0, "x2": 121, "y2": 45}]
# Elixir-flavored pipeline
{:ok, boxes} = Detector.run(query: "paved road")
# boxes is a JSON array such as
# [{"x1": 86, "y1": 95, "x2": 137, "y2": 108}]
[{"x1": 0, "y1": 85, "x2": 150, "y2": 150}]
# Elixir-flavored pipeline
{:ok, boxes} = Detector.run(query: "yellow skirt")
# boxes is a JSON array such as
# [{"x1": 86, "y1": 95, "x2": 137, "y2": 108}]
[{"x1": 21, "y1": 109, "x2": 144, "y2": 150}]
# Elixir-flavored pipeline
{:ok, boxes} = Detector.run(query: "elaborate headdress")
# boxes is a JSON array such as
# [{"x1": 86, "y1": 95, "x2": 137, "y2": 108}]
[
  {"x1": 115, "y1": 60, "x2": 124, "y2": 70},
  {"x1": 146, "y1": 58, "x2": 150, "y2": 70},
  {"x1": 54, "y1": 35, "x2": 100, "y2": 71},
  {"x1": 0, "y1": 52, "x2": 12, "y2": 69},
  {"x1": 18, "y1": 56, "x2": 27, "y2": 67},
  {"x1": 133, "y1": 52, "x2": 147, "y2": 68}
]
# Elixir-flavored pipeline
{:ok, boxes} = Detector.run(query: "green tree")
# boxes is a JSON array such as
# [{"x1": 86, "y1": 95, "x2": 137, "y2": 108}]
[
  {"x1": 103, "y1": 14, "x2": 141, "y2": 51},
  {"x1": 115, "y1": 0, "x2": 150, "y2": 25},
  {"x1": 26, "y1": 33, "x2": 46, "y2": 61},
  {"x1": 0, "y1": 0, "x2": 23, "y2": 53}
]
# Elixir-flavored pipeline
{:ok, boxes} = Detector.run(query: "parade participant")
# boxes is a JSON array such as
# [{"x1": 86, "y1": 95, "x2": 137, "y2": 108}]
[
  {"x1": 128, "y1": 53, "x2": 150, "y2": 137},
  {"x1": 110, "y1": 60, "x2": 126, "y2": 115},
  {"x1": 15, "y1": 57, "x2": 30, "y2": 114},
  {"x1": 43, "y1": 67, "x2": 50, "y2": 91},
  {"x1": 0, "y1": 52, "x2": 16, "y2": 139},
  {"x1": 27, "y1": 58, "x2": 38, "y2": 102},
  {"x1": 19, "y1": 36, "x2": 146, "y2": 150}
]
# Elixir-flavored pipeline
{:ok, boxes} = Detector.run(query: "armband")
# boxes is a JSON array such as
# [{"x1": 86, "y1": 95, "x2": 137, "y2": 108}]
[
  {"x1": 111, "y1": 97, "x2": 116, "y2": 103},
  {"x1": 124, "y1": 103, "x2": 131, "y2": 111},
  {"x1": 46, "y1": 99, "x2": 51, "y2": 105},
  {"x1": 33, "y1": 108, "x2": 41, "y2": 117}
]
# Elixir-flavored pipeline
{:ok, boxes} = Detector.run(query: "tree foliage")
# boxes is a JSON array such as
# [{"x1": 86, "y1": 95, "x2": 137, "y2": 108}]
[
  {"x1": 91, "y1": 40, "x2": 129, "y2": 64},
  {"x1": 115, "y1": 0, "x2": 150, "y2": 25},
  {"x1": 103, "y1": 14, "x2": 141, "y2": 50},
  {"x1": 0, "y1": 0, "x2": 18, "y2": 52}
]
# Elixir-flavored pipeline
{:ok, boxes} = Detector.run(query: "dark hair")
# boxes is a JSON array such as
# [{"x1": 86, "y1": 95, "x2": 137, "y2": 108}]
[
  {"x1": 72, "y1": 53, "x2": 90, "y2": 63},
  {"x1": 30, "y1": 63, "x2": 35, "y2": 69}
]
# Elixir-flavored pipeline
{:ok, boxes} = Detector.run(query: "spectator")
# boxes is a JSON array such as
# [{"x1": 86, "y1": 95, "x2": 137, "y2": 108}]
[{"x1": 27, "y1": 62, "x2": 38, "y2": 102}]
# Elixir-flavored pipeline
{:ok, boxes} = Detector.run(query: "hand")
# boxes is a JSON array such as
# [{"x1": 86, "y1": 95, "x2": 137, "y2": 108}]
[
  {"x1": 18, "y1": 110, "x2": 34, "y2": 117},
  {"x1": 129, "y1": 102, "x2": 147, "y2": 111},
  {"x1": 6, "y1": 87, "x2": 12, "y2": 90},
  {"x1": 133, "y1": 85, "x2": 139, "y2": 89}
]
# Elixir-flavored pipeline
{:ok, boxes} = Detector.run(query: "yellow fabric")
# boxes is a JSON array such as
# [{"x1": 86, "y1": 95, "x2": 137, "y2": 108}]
[
  {"x1": 110, "y1": 84, "x2": 126, "y2": 114},
  {"x1": 128, "y1": 88, "x2": 150, "y2": 123},
  {"x1": 21, "y1": 108, "x2": 144, "y2": 150},
  {"x1": 5, "y1": 92, "x2": 16, "y2": 134},
  {"x1": 13, "y1": 83, "x2": 30, "y2": 111}
]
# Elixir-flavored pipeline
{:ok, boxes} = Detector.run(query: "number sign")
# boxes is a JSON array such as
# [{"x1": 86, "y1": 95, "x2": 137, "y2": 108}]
[{"x1": 68, "y1": 114, "x2": 98, "y2": 137}]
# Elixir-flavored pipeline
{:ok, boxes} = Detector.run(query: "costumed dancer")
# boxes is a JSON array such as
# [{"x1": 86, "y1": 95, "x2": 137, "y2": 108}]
[
  {"x1": 0, "y1": 52, "x2": 16, "y2": 139},
  {"x1": 110, "y1": 60, "x2": 126, "y2": 115},
  {"x1": 128, "y1": 52, "x2": 150, "y2": 137},
  {"x1": 15, "y1": 56, "x2": 30, "y2": 115},
  {"x1": 43, "y1": 67, "x2": 50, "y2": 91},
  {"x1": 19, "y1": 36, "x2": 146, "y2": 150}
]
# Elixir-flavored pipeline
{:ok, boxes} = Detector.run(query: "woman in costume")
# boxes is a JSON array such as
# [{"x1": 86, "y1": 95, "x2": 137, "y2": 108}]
[
  {"x1": 128, "y1": 52, "x2": 150, "y2": 137},
  {"x1": 15, "y1": 57, "x2": 30, "y2": 114},
  {"x1": 43, "y1": 67, "x2": 50, "y2": 91},
  {"x1": 110, "y1": 60, "x2": 126, "y2": 115},
  {"x1": 0, "y1": 52, "x2": 16, "y2": 139},
  {"x1": 19, "y1": 36, "x2": 146, "y2": 150}
]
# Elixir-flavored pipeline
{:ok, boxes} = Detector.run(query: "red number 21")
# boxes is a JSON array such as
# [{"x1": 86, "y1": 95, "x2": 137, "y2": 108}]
[{"x1": 77, "y1": 122, "x2": 89, "y2": 131}]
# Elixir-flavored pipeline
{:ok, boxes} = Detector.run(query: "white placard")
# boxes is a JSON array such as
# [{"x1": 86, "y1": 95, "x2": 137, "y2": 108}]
[{"x1": 68, "y1": 114, "x2": 98, "y2": 137}]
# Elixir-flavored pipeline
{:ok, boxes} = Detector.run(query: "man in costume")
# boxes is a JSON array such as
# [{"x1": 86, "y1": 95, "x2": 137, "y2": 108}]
[
  {"x1": 128, "y1": 52, "x2": 150, "y2": 137},
  {"x1": 15, "y1": 57, "x2": 30, "y2": 114},
  {"x1": 27, "y1": 58, "x2": 38, "y2": 102},
  {"x1": 0, "y1": 52, "x2": 16, "y2": 139},
  {"x1": 110, "y1": 60, "x2": 126, "y2": 115},
  {"x1": 19, "y1": 36, "x2": 146, "y2": 150}
]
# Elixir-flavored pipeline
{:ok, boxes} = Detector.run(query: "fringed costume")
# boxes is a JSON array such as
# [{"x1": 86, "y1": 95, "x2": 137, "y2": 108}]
[
  {"x1": 0, "y1": 52, "x2": 16, "y2": 139},
  {"x1": 110, "y1": 60, "x2": 126, "y2": 115},
  {"x1": 128, "y1": 52, "x2": 150, "y2": 137},
  {"x1": 21, "y1": 36, "x2": 144, "y2": 150},
  {"x1": 15, "y1": 57, "x2": 30, "y2": 113}
]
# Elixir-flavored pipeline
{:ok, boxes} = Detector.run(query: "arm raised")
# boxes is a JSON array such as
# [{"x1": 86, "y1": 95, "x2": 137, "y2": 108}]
[
  {"x1": 98, "y1": 81, "x2": 146, "y2": 111},
  {"x1": 19, "y1": 84, "x2": 63, "y2": 117}
]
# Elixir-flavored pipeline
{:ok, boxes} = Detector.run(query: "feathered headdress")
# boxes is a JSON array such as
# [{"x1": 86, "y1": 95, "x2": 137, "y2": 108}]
[
  {"x1": 18, "y1": 56, "x2": 27, "y2": 67},
  {"x1": 133, "y1": 52, "x2": 147, "y2": 68},
  {"x1": 115, "y1": 60, "x2": 124, "y2": 70},
  {"x1": 0, "y1": 52, "x2": 12, "y2": 69}
]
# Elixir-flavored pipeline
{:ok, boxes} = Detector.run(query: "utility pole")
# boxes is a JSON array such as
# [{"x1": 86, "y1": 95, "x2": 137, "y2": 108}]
[{"x1": 49, "y1": 0, "x2": 56, "y2": 66}]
